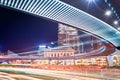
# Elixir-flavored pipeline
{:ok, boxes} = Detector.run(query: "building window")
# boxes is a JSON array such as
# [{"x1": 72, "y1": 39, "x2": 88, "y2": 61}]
[
  {"x1": 64, "y1": 53, "x2": 66, "y2": 56},
  {"x1": 67, "y1": 53, "x2": 69, "y2": 56},
  {"x1": 51, "y1": 54, "x2": 53, "y2": 57},
  {"x1": 54, "y1": 54, "x2": 56, "y2": 57},
  {"x1": 58, "y1": 54, "x2": 59, "y2": 57},
  {"x1": 61, "y1": 53, "x2": 62, "y2": 56}
]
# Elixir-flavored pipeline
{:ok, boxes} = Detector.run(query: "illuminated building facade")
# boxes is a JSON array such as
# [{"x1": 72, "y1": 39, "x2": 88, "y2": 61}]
[
  {"x1": 58, "y1": 23, "x2": 102, "y2": 53},
  {"x1": 58, "y1": 23, "x2": 80, "y2": 53},
  {"x1": 44, "y1": 48, "x2": 75, "y2": 58},
  {"x1": 75, "y1": 56, "x2": 108, "y2": 66},
  {"x1": 0, "y1": 49, "x2": 119, "y2": 66}
]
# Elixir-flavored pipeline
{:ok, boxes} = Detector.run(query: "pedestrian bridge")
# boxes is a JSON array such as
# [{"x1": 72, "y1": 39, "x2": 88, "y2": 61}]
[{"x1": 0, "y1": 0, "x2": 120, "y2": 48}]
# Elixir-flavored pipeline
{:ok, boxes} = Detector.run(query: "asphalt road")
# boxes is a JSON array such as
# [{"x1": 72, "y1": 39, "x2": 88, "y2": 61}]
[{"x1": 0, "y1": 67, "x2": 118, "y2": 80}]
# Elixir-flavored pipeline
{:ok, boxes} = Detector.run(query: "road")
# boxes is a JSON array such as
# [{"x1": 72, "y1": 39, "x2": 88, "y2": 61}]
[{"x1": 0, "y1": 67, "x2": 118, "y2": 80}]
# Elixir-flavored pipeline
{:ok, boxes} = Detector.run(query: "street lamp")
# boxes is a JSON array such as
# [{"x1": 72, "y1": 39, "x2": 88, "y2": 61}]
[
  {"x1": 85, "y1": 0, "x2": 99, "y2": 8},
  {"x1": 105, "y1": 10, "x2": 112, "y2": 16},
  {"x1": 113, "y1": 20, "x2": 118, "y2": 25},
  {"x1": 85, "y1": 0, "x2": 99, "y2": 4},
  {"x1": 51, "y1": 42, "x2": 54, "y2": 45},
  {"x1": 38, "y1": 45, "x2": 46, "y2": 49},
  {"x1": 86, "y1": 0, "x2": 96, "y2": 3}
]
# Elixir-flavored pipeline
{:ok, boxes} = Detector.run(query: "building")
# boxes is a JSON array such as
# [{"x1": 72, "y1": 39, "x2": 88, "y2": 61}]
[
  {"x1": 44, "y1": 48, "x2": 75, "y2": 65},
  {"x1": 44, "y1": 48, "x2": 75, "y2": 58},
  {"x1": 58, "y1": 23, "x2": 102, "y2": 53},
  {"x1": 58, "y1": 23, "x2": 80, "y2": 53}
]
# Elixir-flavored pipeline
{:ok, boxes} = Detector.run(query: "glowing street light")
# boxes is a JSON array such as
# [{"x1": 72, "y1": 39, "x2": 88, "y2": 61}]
[
  {"x1": 113, "y1": 20, "x2": 118, "y2": 25},
  {"x1": 51, "y1": 42, "x2": 54, "y2": 45},
  {"x1": 39, "y1": 45, "x2": 46, "y2": 48},
  {"x1": 105, "y1": 10, "x2": 112, "y2": 16},
  {"x1": 85, "y1": 0, "x2": 99, "y2": 8},
  {"x1": 117, "y1": 27, "x2": 120, "y2": 30},
  {"x1": 86, "y1": 0, "x2": 96, "y2": 3}
]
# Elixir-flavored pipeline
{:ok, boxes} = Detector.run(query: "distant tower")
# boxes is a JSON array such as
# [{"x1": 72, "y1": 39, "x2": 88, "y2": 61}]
[{"x1": 58, "y1": 23, "x2": 80, "y2": 53}]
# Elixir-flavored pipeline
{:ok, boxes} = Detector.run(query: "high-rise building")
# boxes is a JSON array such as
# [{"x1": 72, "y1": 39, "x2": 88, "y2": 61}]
[{"x1": 58, "y1": 23, "x2": 80, "y2": 53}]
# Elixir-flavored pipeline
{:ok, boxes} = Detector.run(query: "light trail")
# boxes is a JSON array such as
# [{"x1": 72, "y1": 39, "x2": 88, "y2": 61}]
[
  {"x1": 17, "y1": 36, "x2": 114, "y2": 55},
  {"x1": 0, "y1": 67, "x2": 119, "y2": 80},
  {"x1": 16, "y1": 30, "x2": 108, "y2": 55},
  {"x1": 55, "y1": 28, "x2": 118, "y2": 46},
  {"x1": 0, "y1": 72, "x2": 42, "y2": 80}
]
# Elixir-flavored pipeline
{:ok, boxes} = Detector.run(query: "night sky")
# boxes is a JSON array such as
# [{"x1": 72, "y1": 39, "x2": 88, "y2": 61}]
[{"x1": 0, "y1": 7, "x2": 58, "y2": 52}]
